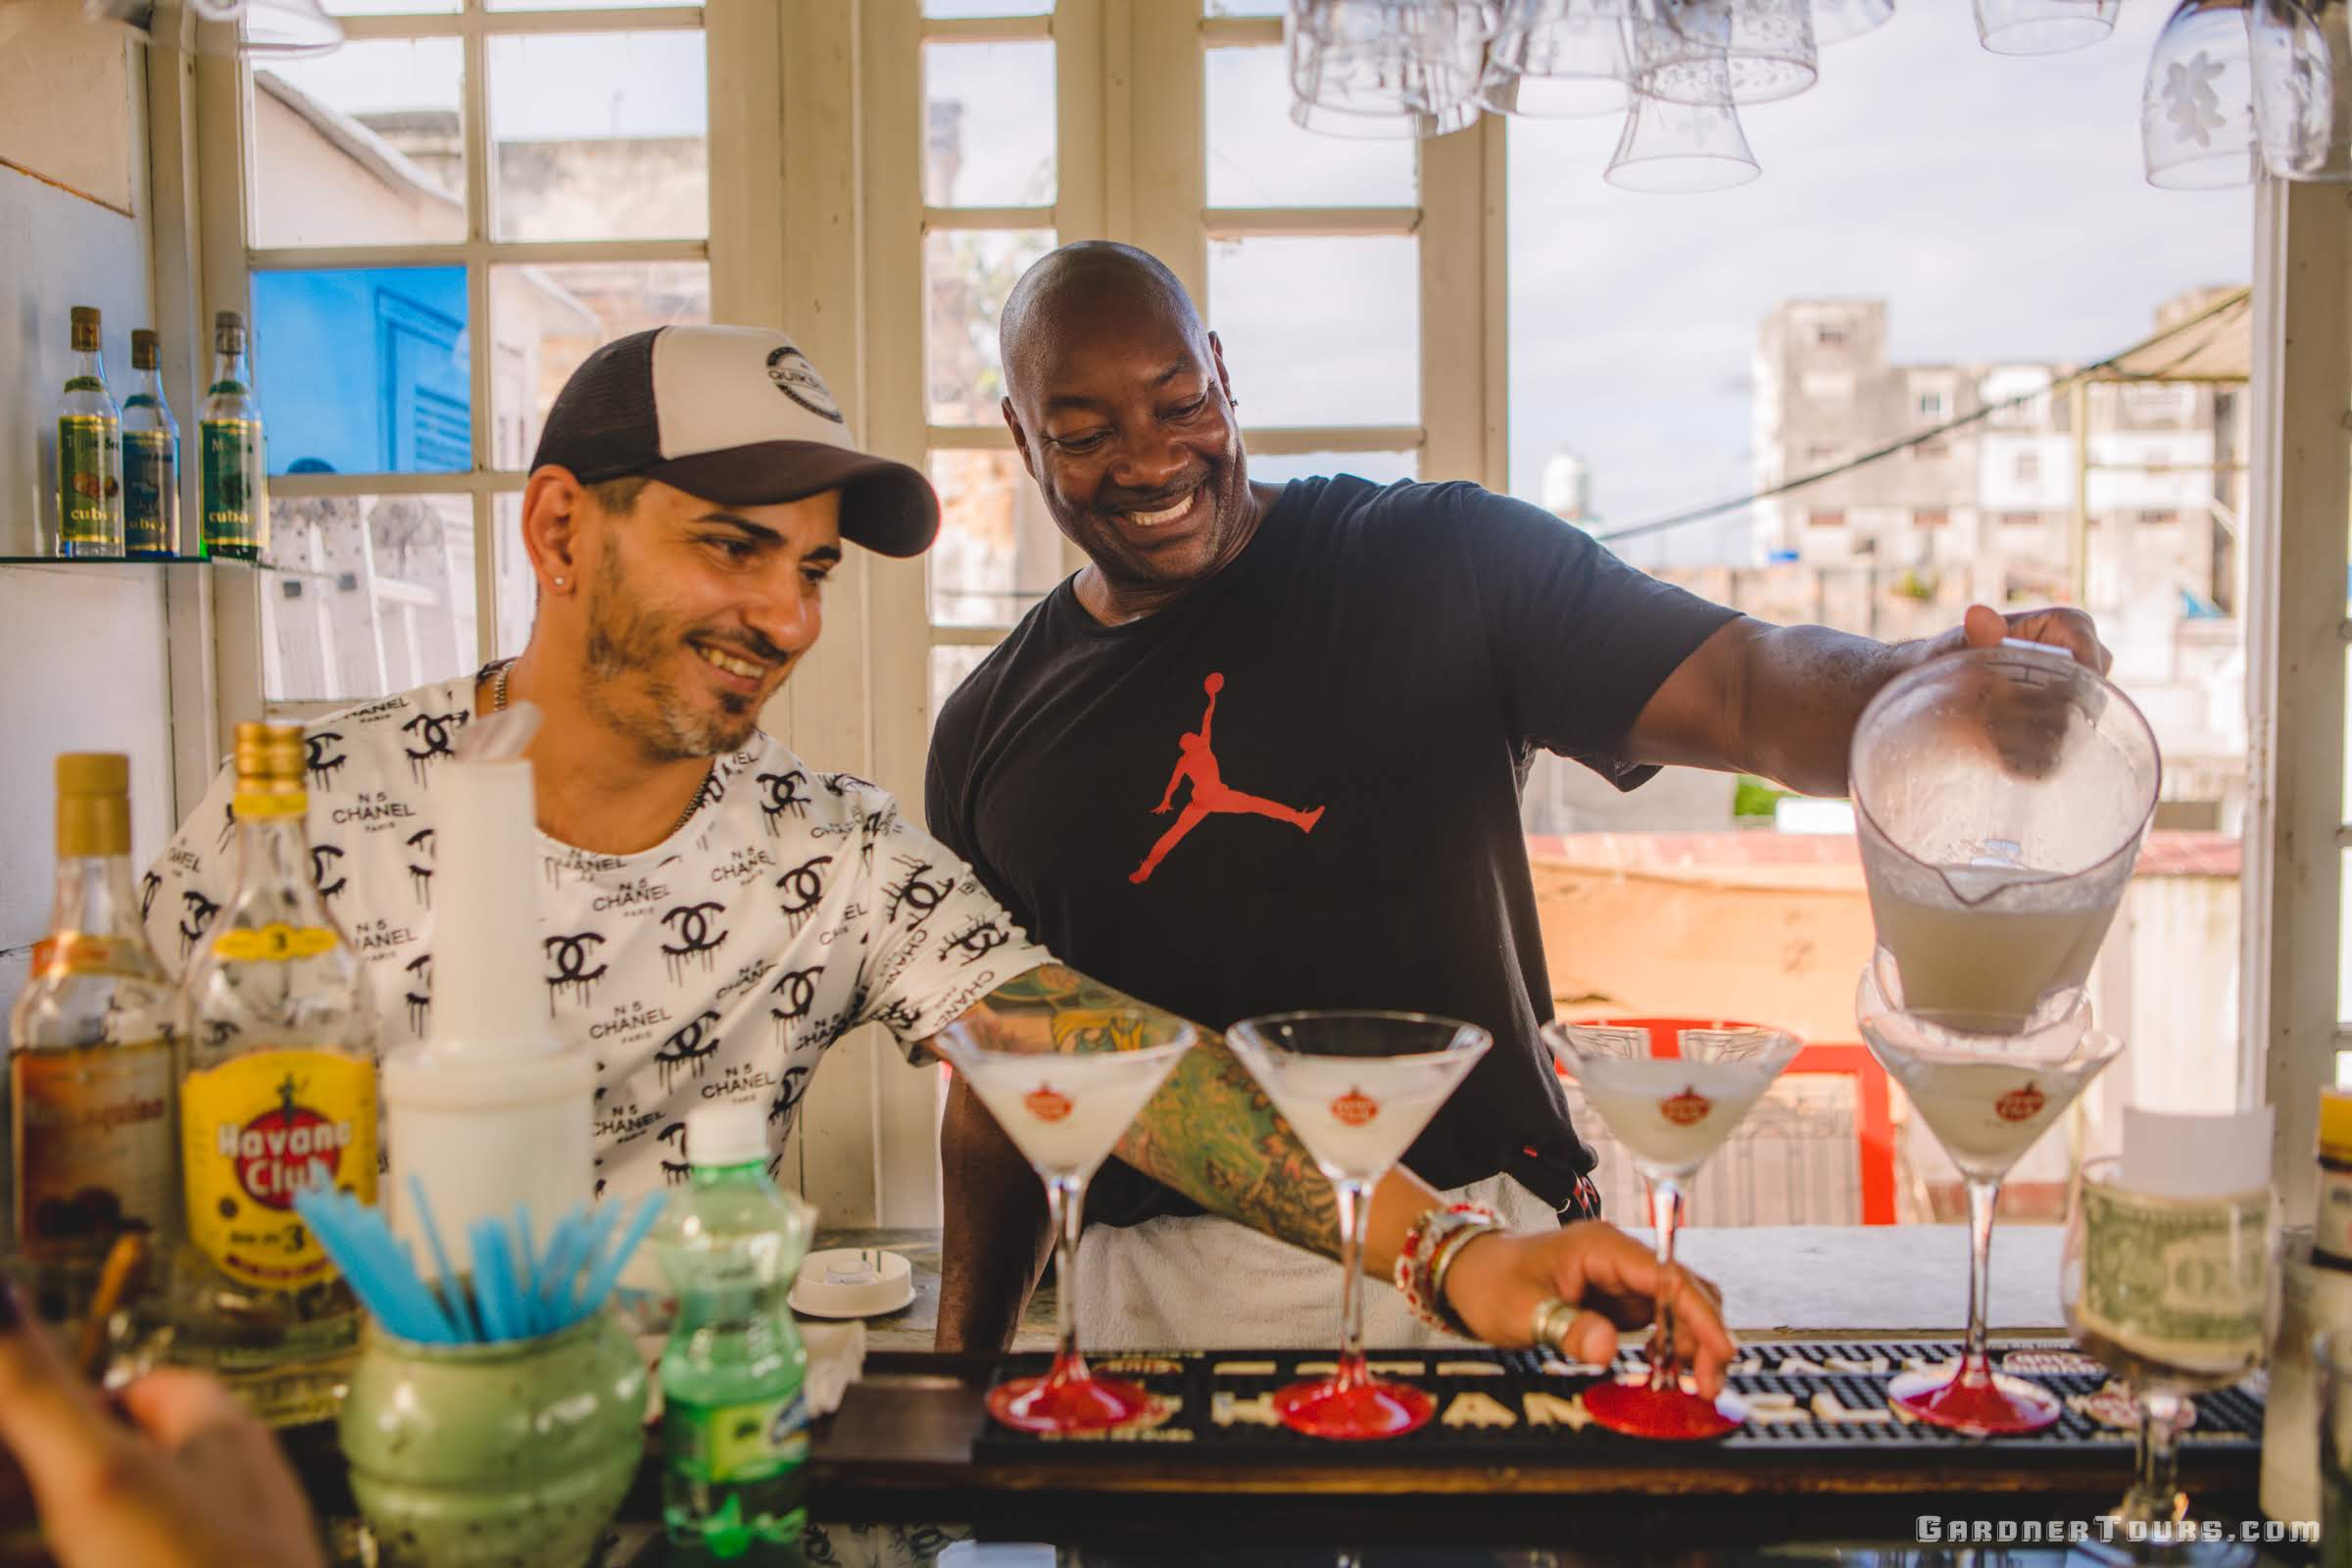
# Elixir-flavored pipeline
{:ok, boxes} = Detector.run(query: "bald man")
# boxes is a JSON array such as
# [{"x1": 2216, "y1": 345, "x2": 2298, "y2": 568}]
[{"x1": 925, "y1": 241, "x2": 2108, "y2": 1351}]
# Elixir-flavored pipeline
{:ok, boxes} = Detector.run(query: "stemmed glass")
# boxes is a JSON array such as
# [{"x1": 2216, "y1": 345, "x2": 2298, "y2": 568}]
[
  {"x1": 2062, "y1": 1156, "x2": 2275, "y2": 1563},
  {"x1": 1541, "y1": 1019, "x2": 1800, "y2": 1439},
  {"x1": 1228, "y1": 1010, "x2": 1491, "y2": 1440},
  {"x1": 930, "y1": 1016, "x2": 1197, "y2": 1435},
  {"x1": 1974, "y1": 0, "x2": 2121, "y2": 55},
  {"x1": 1857, "y1": 957, "x2": 2122, "y2": 1435}
]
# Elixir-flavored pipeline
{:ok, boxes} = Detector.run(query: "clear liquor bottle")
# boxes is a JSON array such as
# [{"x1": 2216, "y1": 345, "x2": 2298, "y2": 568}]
[
  {"x1": 7, "y1": 755, "x2": 179, "y2": 1328},
  {"x1": 198, "y1": 311, "x2": 268, "y2": 562},
  {"x1": 55, "y1": 305, "x2": 123, "y2": 558},
  {"x1": 122, "y1": 328, "x2": 181, "y2": 561},
  {"x1": 171, "y1": 723, "x2": 376, "y2": 1427}
]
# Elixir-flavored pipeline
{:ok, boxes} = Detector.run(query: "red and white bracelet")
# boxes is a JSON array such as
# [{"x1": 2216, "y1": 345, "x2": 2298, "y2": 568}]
[{"x1": 1394, "y1": 1200, "x2": 1501, "y2": 1337}]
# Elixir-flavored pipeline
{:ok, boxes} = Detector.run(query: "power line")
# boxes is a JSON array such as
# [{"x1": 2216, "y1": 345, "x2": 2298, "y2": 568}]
[{"x1": 1592, "y1": 287, "x2": 2253, "y2": 548}]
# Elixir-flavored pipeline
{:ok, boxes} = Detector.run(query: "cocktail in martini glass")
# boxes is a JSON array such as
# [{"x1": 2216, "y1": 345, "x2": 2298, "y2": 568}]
[
  {"x1": 930, "y1": 1015, "x2": 1197, "y2": 1435},
  {"x1": 1856, "y1": 955, "x2": 2121, "y2": 1435},
  {"x1": 1227, "y1": 1010, "x2": 1492, "y2": 1440},
  {"x1": 1542, "y1": 1018, "x2": 1802, "y2": 1440}
]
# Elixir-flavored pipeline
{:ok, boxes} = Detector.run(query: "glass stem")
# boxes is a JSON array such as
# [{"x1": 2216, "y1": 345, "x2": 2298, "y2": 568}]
[
  {"x1": 1044, "y1": 1173, "x2": 1088, "y2": 1388},
  {"x1": 2124, "y1": 1391, "x2": 2188, "y2": 1527},
  {"x1": 1958, "y1": 1177, "x2": 2000, "y2": 1389},
  {"x1": 1647, "y1": 1176, "x2": 1683, "y2": 1391},
  {"x1": 1333, "y1": 1177, "x2": 1370, "y2": 1395}
]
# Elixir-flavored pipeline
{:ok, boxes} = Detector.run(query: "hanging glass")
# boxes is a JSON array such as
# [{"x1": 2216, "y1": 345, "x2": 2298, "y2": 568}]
[
  {"x1": 1634, "y1": 0, "x2": 1819, "y2": 107},
  {"x1": 2142, "y1": 0, "x2": 2259, "y2": 188},
  {"x1": 1973, "y1": 0, "x2": 2120, "y2": 55}
]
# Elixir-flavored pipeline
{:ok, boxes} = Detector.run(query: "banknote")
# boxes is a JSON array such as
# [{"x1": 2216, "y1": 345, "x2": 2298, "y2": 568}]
[{"x1": 2075, "y1": 1182, "x2": 2269, "y2": 1376}]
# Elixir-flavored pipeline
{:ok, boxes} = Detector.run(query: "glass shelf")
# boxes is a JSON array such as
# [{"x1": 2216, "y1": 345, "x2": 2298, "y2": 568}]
[{"x1": 0, "y1": 555, "x2": 320, "y2": 576}]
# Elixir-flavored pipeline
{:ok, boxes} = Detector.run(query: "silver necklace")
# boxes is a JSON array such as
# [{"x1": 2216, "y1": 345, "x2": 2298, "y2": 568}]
[{"x1": 489, "y1": 660, "x2": 710, "y2": 841}]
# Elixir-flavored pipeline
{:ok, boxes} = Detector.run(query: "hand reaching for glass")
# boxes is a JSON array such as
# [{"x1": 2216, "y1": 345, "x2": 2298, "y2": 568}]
[
  {"x1": 0, "y1": 1285, "x2": 325, "y2": 1568},
  {"x1": 1438, "y1": 1221, "x2": 1740, "y2": 1396}
]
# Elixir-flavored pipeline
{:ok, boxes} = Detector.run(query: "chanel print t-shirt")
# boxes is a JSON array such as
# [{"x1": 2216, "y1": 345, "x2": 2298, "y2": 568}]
[
  {"x1": 142, "y1": 676, "x2": 1048, "y2": 1201},
  {"x1": 928, "y1": 475, "x2": 1741, "y2": 1228}
]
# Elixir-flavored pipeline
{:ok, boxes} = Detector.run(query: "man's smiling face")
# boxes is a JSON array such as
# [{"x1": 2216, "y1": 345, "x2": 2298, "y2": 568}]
[
  {"x1": 1003, "y1": 272, "x2": 1255, "y2": 595},
  {"x1": 574, "y1": 478, "x2": 841, "y2": 760}
]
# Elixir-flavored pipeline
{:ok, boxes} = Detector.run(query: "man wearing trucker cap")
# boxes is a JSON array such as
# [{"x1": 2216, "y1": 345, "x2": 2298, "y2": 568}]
[{"x1": 139, "y1": 324, "x2": 1740, "y2": 1371}]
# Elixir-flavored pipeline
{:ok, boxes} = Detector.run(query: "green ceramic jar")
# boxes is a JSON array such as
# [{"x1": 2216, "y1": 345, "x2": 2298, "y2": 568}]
[{"x1": 338, "y1": 1310, "x2": 649, "y2": 1568}]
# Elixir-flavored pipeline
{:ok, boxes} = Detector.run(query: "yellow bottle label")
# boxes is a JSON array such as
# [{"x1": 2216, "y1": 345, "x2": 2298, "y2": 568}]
[
  {"x1": 181, "y1": 1050, "x2": 376, "y2": 1292},
  {"x1": 212, "y1": 922, "x2": 338, "y2": 963},
  {"x1": 12, "y1": 1040, "x2": 176, "y2": 1262}
]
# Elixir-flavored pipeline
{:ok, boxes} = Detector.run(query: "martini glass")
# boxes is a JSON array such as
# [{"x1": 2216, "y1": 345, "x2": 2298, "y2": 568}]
[
  {"x1": 1542, "y1": 1019, "x2": 1801, "y2": 1440},
  {"x1": 1227, "y1": 1010, "x2": 1492, "y2": 1441},
  {"x1": 930, "y1": 1015, "x2": 1196, "y2": 1435},
  {"x1": 1857, "y1": 955, "x2": 2122, "y2": 1435}
]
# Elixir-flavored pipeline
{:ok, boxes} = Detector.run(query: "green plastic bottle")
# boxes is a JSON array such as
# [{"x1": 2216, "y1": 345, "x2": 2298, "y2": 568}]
[{"x1": 655, "y1": 1102, "x2": 814, "y2": 1562}]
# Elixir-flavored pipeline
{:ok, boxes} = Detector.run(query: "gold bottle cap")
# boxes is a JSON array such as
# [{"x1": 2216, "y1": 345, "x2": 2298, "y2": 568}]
[
  {"x1": 70, "y1": 306, "x2": 100, "y2": 352},
  {"x1": 2322, "y1": 1091, "x2": 2352, "y2": 1158},
  {"x1": 232, "y1": 721, "x2": 308, "y2": 819},
  {"x1": 131, "y1": 329, "x2": 160, "y2": 370},
  {"x1": 56, "y1": 752, "x2": 131, "y2": 858}
]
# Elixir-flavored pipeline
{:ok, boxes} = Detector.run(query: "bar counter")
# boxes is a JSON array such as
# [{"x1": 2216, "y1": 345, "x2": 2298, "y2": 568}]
[{"x1": 271, "y1": 1225, "x2": 2290, "y2": 1565}]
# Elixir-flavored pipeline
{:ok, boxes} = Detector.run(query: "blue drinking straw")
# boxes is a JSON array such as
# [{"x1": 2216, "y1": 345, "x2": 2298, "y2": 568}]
[
  {"x1": 576, "y1": 1192, "x2": 666, "y2": 1319},
  {"x1": 552, "y1": 1200, "x2": 624, "y2": 1325},
  {"x1": 466, "y1": 1219, "x2": 514, "y2": 1341},
  {"x1": 532, "y1": 1213, "x2": 591, "y2": 1334},
  {"x1": 406, "y1": 1177, "x2": 480, "y2": 1343}
]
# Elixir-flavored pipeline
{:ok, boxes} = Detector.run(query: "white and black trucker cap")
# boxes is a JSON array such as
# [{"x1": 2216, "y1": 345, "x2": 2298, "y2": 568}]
[{"x1": 531, "y1": 325, "x2": 938, "y2": 558}]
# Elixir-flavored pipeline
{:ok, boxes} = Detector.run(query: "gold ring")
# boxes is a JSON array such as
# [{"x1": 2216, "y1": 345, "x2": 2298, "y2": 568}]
[{"x1": 1530, "y1": 1296, "x2": 1578, "y2": 1350}]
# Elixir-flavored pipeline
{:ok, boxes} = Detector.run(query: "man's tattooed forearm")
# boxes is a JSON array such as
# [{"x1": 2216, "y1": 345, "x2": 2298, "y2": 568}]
[{"x1": 948, "y1": 964, "x2": 1342, "y2": 1259}]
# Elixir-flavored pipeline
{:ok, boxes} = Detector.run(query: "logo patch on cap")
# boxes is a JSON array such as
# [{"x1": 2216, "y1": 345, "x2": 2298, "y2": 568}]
[{"x1": 766, "y1": 345, "x2": 844, "y2": 424}]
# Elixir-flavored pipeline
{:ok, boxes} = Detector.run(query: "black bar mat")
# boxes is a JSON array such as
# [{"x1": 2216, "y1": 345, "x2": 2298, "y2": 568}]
[{"x1": 969, "y1": 1341, "x2": 2265, "y2": 1458}]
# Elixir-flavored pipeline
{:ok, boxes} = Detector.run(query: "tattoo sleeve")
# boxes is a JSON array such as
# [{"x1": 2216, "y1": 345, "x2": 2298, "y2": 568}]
[{"x1": 938, "y1": 963, "x2": 1342, "y2": 1259}]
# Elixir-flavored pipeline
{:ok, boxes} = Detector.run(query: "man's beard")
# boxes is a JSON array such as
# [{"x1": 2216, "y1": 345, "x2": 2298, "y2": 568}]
[{"x1": 579, "y1": 543, "x2": 762, "y2": 761}]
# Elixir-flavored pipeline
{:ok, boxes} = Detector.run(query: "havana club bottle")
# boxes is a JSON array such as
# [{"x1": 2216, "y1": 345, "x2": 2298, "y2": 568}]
[
  {"x1": 55, "y1": 305, "x2": 123, "y2": 558},
  {"x1": 122, "y1": 328, "x2": 181, "y2": 560},
  {"x1": 199, "y1": 311, "x2": 267, "y2": 561},
  {"x1": 7, "y1": 755, "x2": 178, "y2": 1327},
  {"x1": 171, "y1": 723, "x2": 376, "y2": 1426}
]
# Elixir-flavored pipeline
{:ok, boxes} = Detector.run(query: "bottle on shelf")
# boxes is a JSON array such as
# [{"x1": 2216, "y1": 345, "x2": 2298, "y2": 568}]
[
  {"x1": 55, "y1": 305, "x2": 123, "y2": 559},
  {"x1": 7, "y1": 755, "x2": 179, "y2": 1328},
  {"x1": 122, "y1": 328, "x2": 181, "y2": 561},
  {"x1": 199, "y1": 311, "x2": 268, "y2": 562},
  {"x1": 171, "y1": 722, "x2": 376, "y2": 1428},
  {"x1": 655, "y1": 1102, "x2": 815, "y2": 1562}
]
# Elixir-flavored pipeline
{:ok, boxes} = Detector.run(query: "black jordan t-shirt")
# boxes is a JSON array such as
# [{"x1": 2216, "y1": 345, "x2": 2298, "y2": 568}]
[{"x1": 925, "y1": 475, "x2": 1742, "y2": 1226}]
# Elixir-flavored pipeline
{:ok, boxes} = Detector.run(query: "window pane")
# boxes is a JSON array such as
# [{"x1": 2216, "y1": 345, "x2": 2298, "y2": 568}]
[
  {"x1": 489, "y1": 262, "x2": 710, "y2": 471},
  {"x1": 1207, "y1": 46, "x2": 1414, "y2": 207},
  {"x1": 488, "y1": 31, "x2": 708, "y2": 241},
  {"x1": 254, "y1": 266, "x2": 469, "y2": 475},
  {"x1": 1207, "y1": 236, "x2": 1419, "y2": 426},
  {"x1": 929, "y1": 450, "x2": 1063, "y2": 627},
  {"x1": 932, "y1": 644, "x2": 994, "y2": 734},
  {"x1": 251, "y1": 44, "x2": 465, "y2": 248},
  {"x1": 925, "y1": 41, "x2": 1056, "y2": 207},
  {"x1": 1245, "y1": 450, "x2": 1418, "y2": 486},
  {"x1": 493, "y1": 491, "x2": 533, "y2": 660},
  {"x1": 927, "y1": 228, "x2": 1054, "y2": 424},
  {"x1": 263, "y1": 494, "x2": 477, "y2": 702}
]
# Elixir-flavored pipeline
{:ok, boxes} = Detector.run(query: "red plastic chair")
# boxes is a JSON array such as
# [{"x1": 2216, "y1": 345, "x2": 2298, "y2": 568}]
[{"x1": 1551, "y1": 1015, "x2": 1896, "y2": 1226}]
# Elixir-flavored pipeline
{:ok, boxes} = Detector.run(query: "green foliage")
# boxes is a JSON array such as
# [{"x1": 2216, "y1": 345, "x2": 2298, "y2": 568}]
[{"x1": 1734, "y1": 774, "x2": 1789, "y2": 818}]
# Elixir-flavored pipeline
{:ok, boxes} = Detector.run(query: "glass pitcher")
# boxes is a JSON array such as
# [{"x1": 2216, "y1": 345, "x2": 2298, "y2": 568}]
[{"x1": 1849, "y1": 641, "x2": 2160, "y2": 1027}]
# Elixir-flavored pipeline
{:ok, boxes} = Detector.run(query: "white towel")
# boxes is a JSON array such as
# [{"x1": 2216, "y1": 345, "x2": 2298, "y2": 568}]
[{"x1": 1072, "y1": 1173, "x2": 1560, "y2": 1350}]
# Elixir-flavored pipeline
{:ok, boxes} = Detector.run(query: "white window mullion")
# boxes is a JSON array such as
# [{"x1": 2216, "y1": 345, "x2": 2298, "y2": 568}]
[
  {"x1": 1418, "y1": 114, "x2": 1504, "y2": 490},
  {"x1": 2242, "y1": 173, "x2": 2352, "y2": 1222},
  {"x1": 464, "y1": 7, "x2": 497, "y2": 664}
]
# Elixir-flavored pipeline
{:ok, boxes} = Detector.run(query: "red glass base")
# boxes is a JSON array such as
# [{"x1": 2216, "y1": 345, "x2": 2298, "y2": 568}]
[
  {"x1": 986, "y1": 1371, "x2": 1158, "y2": 1435},
  {"x1": 1272, "y1": 1376, "x2": 1436, "y2": 1441},
  {"x1": 1584, "y1": 1378, "x2": 1746, "y2": 1441},
  {"x1": 1886, "y1": 1365, "x2": 2060, "y2": 1436}
]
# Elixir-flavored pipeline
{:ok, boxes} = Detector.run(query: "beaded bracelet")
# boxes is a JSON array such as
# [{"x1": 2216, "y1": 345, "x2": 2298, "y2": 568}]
[{"x1": 1393, "y1": 1200, "x2": 1500, "y2": 1336}]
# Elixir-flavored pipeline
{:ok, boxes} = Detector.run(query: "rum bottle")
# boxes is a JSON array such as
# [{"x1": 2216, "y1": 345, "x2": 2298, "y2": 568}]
[
  {"x1": 7, "y1": 755, "x2": 178, "y2": 1327},
  {"x1": 56, "y1": 305, "x2": 122, "y2": 558},
  {"x1": 199, "y1": 311, "x2": 267, "y2": 562},
  {"x1": 122, "y1": 328, "x2": 181, "y2": 560},
  {"x1": 172, "y1": 723, "x2": 376, "y2": 1427}
]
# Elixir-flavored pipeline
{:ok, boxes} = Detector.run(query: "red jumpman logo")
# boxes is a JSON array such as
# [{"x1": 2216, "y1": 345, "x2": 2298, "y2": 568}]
[{"x1": 1130, "y1": 672, "x2": 1325, "y2": 885}]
